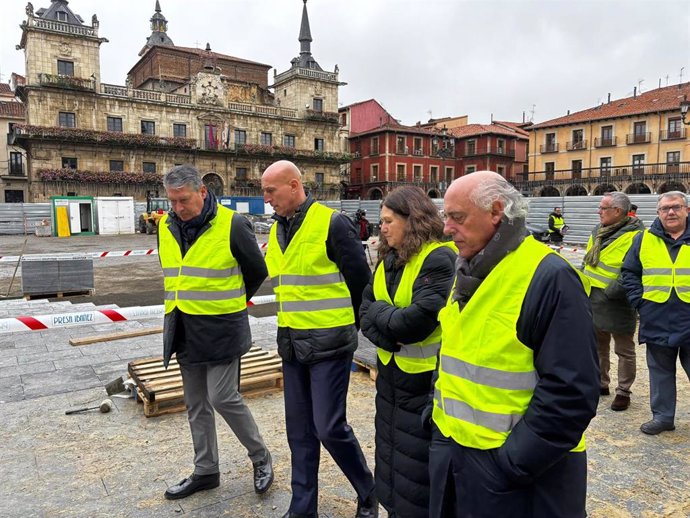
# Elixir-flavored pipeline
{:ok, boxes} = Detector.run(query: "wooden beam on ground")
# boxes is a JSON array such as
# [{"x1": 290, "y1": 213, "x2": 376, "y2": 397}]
[{"x1": 69, "y1": 326, "x2": 164, "y2": 346}]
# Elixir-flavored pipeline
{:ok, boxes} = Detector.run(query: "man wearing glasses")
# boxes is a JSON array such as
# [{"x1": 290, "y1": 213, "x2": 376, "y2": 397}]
[
  {"x1": 621, "y1": 191, "x2": 690, "y2": 435},
  {"x1": 583, "y1": 192, "x2": 644, "y2": 411}
]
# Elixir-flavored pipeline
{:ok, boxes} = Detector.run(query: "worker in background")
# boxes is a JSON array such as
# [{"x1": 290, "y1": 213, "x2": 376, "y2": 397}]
[
  {"x1": 261, "y1": 160, "x2": 377, "y2": 518},
  {"x1": 359, "y1": 186, "x2": 456, "y2": 517},
  {"x1": 621, "y1": 191, "x2": 690, "y2": 435},
  {"x1": 583, "y1": 192, "x2": 644, "y2": 411},
  {"x1": 548, "y1": 206, "x2": 566, "y2": 243},
  {"x1": 431, "y1": 171, "x2": 599, "y2": 517},
  {"x1": 628, "y1": 204, "x2": 638, "y2": 217},
  {"x1": 355, "y1": 208, "x2": 371, "y2": 242},
  {"x1": 158, "y1": 165, "x2": 274, "y2": 500}
]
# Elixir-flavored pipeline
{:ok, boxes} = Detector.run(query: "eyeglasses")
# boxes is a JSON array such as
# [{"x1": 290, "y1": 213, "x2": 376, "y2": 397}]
[
  {"x1": 597, "y1": 206, "x2": 616, "y2": 212},
  {"x1": 658, "y1": 204, "x2": 687, "y2": 214}
]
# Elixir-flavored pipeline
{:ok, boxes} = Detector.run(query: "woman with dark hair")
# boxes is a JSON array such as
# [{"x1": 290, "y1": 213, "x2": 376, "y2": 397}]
[{"x1": 359, "y1": 186, "x2": 457, "y2": 517}]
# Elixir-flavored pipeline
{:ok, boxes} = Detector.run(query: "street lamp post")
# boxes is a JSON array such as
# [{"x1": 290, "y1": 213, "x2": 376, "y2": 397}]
[{"x1": 681, "y1": 95, "x2": 690, "y2": 125}]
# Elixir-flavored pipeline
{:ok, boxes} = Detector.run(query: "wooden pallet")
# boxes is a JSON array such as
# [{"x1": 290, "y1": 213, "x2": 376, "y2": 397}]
[
  {"x1": 128, "y1": 346, "x2": 283, "y2": 417},
  {"x1": 24, "y1": 289, "x2": 95, "y2": 300},
  {"x1": 352, "y1": 358, "x2": 378, "y2": 381}
]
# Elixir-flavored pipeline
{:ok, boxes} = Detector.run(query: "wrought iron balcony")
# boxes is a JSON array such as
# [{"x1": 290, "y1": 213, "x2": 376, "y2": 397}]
[
  {"x1": 566, "y1": 140, "x2": 588, "y2": 151},
  {"x1": 594, "y1": 136, "x2": 617, "y2": 147},
  {"x1": 660, "y1": 129, "x2": 686, "y2": 140},
  {"x1": 511, "y1": 161, "x2": 690, "y2": 190},
  {"x1": 540, "y1": 143, "x2": 559, "y2": 153},
  {"x1": 463, "y1": 146, "x2": 515, "y2": 157},
  {"x1": 626, "y1": 132, "x2": 651, "y2": 144}
]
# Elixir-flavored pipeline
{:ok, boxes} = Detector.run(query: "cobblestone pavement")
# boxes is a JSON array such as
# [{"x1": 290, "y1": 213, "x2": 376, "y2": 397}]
[{"x1": 0, "y1": 234, "x2": 689, "y2": 517}]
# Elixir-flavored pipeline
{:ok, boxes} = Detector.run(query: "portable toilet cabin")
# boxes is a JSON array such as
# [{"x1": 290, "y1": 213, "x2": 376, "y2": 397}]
[
  {"x1": 50, "y1": 196, "x2": 95, "y2": 237},
  {"x1": 94, "y1": 197, "x2": 135, "y2": 235}
]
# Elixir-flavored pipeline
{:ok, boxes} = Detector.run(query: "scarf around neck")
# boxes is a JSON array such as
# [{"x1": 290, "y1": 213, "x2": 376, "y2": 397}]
[
  {"x1": 583, "y1": 216, "x2": 637, "y2": 268},
  {"x1": 453, "y1": 216, "x2": 526, "y2": 309}
]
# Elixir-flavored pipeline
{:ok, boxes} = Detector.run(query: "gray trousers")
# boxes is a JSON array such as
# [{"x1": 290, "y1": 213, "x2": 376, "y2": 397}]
[
  {"x1": 646, "y1": 344, "x2": 690, "y2": 424},
  {"x1": 180, "y1": 358, "x2": 268, "y2": 475},
  {"x1": 596, "y1": 329, "x2": 636, "y2": 396}
]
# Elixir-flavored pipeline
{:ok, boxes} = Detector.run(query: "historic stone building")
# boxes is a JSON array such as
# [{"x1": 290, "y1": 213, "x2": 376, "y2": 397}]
[
  {"x1": 10, "y1": 0, "x2": 347, "y2": 202},
  {"x1": 521, "y1": 82, "x2": 690, "y2": 197}
]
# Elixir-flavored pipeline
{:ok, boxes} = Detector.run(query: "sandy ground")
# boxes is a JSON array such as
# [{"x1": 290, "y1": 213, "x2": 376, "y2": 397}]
[{"x1": 0, "y1": 233, "x2": 689, "y2": 517}]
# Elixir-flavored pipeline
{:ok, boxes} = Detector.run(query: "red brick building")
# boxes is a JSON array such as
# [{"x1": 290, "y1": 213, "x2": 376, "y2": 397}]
[{"x1": 339, "y1": 100, "x2": 529, "y2": 199}]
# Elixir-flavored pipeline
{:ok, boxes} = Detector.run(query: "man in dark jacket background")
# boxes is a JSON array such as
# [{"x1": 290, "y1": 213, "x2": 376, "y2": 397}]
[
  {"x1": 261, "y1": 160, "x2": 377, "y2": 518},
  {"x1": 583, "y1": 192, "x2": 644, "y2": 411},
  {"x1": 158, "y1": 165, "x2": 273, "y2": 500},
  {"x1": 621, "y1": 191, "x2": 690, "y2": 435}
]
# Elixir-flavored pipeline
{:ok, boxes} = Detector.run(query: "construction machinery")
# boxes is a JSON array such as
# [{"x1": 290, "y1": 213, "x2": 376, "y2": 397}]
[{"x1": 138, "y1": 196, "x2": 170, "y2": 234}]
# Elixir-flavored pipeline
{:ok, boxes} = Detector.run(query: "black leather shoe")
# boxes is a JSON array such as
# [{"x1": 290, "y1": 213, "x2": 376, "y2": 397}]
[
  {"x1": 640, "y1": 419, "x2": 675, "y2": 435},
  {"x1": 281, "y1": 512, "x2": 318, "y2": 518},
  {"x1": 356, "y1": 492, "x2": 379, "y2": 518},
  {"x1": 164, "y1": 472, "x2": 220, "y2": 500},
  {"x1": 253, "y1": 452, "x2": 274, "y2": 494}
]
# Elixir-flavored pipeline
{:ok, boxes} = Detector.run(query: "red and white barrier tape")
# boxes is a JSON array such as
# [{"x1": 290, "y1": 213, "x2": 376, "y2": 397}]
[
  {"x1": 0, "y1": 249, "x2": 159, "y2": 262},
  {"x1": 0, "y1": 295, "x2": 278, "y2": 334},
  {"x1": 0, "y1": 305, "x2": 164, "y2": 334},
  {"x1": 0, "y1": 240, "x2": 381, "y2": 263}
]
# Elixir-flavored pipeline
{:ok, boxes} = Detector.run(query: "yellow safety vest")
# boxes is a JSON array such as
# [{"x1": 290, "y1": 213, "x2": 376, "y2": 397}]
[
  {"x1": 583, "y1": 230, "x2": 640, "y2": 289},
  {"x1": 432, "y1": 236, "x2": 587, "y2": 452},
  {"x1": 639, "y1": 230, "x2": 690, "y2": 303},
  {"x1": 549, "y1": 215, "x2": 564, "y2": 234},
  {"x1": 265, "y1": 202, "x2": 355, "y2": 329},
  {"x1": 374, "y1": 241, "x2": 457, "y2": 374},
  {"x1": 159, "y1": 206, "x2": 247, "y2": 315}
]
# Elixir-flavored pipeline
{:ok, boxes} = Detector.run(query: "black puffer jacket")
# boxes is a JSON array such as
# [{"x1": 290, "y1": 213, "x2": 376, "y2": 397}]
[
  {"x1": 360, "y1": 246, "x2": 456, "y2": 516},
  {"x1": 273, "y1": 196, "x2": 371, "y2": 363}
]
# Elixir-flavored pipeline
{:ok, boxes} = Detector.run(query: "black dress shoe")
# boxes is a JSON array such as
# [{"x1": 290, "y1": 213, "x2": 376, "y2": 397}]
[
  {"x1": 281, "y1": 512, "x2": 318, "y2": 518},
  {"x1": 253, "y1": 452, "x2": 274, "y2": 494},
  {"x1": 164, "y1": 472, "x2": 220, "y2": 500},
  {"x1": 356, "y1": 492, "x2": 379, "y2": 518}
]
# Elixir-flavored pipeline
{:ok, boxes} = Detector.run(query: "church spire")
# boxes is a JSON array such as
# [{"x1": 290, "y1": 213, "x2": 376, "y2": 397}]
[
  {"x1": 299, "y1": 0, "x2": 312, "y2": 57},
  {"x1": 292, "y1": 0, "x2": 321, "y2": 71},
  {"x1": 141, "y1": 0, "x2": 174, "y2": 55}
]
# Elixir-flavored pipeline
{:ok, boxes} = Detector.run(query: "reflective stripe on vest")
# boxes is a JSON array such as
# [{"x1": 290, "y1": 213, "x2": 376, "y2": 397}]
[
  {"x1": 640, "y1": 230, "x2": 690, "y2": 303},
  {"x1": 432, "y1": 236, "x2": 586, "y2": 452},
  {"x1": 265, "y1": 202, "x2": 355, "y2": 329},
  {"x1": 583, "y1": 231, "x2": 640, "y2": 289},
  {"x1": 374, "y1": 241, "x2": 457, "y2": 374},
  {"x1": 549, "y1": 215, "x2": 564, "y2": 233},
  {"x1": 158, "y1": 206, "x2": 247, "y2": 315}
]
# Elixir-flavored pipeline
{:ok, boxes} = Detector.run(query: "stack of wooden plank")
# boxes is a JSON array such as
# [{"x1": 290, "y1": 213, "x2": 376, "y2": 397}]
[{"x1": 128, "y1": 346, "x2": 283, "y2": 417}]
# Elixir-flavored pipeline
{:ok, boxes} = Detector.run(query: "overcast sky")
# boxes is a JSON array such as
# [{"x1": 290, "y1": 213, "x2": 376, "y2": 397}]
[{"x1": 1, "y1": 0, "x2": 688, "y2": 126}]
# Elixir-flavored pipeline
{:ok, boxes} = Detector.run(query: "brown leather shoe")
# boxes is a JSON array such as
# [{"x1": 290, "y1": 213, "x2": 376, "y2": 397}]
[{"x1": 611, "y1": 394, "x2": 630, "y2": 411}]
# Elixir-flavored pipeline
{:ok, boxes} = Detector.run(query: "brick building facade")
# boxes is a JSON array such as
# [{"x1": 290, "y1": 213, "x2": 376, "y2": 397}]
[{"x1": 340, "y1": 99, "x2": 529, "y2": 199}]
